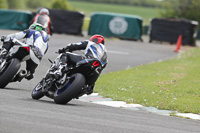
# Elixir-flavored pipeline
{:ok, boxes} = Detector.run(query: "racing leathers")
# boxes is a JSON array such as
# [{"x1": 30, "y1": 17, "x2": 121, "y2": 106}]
[
  {"x1": 59, "y1": 40, "x2": 108, "y2": 68},
  {"x1": 58, "y1": 40, "x2": 108, "y2": 94},
  {"x1": 2, "y1": 29, "x2": 49, "y2": 80}
]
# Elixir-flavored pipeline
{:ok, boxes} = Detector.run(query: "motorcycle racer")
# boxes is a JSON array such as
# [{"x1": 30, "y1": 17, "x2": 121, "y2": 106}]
[
  {"x1": 58, "y1": 34, "x2": 108, "y2": 94},
  {"x1": 32, "y1": 8, "x2": 54, "y2": 36},
  {"x1": 0, "y1": 23, "x2": 49, "y2": 80}
]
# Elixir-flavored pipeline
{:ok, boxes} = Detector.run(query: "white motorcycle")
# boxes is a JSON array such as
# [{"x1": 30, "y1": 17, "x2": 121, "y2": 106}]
[{"x1": 0, "y1": 38, "x2": 39, "y2": 88}]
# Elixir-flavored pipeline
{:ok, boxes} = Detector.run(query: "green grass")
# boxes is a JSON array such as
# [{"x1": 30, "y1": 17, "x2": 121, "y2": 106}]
[
  {"x1": 95, "y1": 48, "x2": 200, "y2": 114},
  {"x1": 69, "y1": 1, "x2": 162, "y2": 26}
]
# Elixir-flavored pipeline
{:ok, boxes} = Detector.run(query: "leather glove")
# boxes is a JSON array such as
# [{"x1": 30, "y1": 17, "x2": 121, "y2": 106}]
[
  {"x1": 58, "y1": 48, "x2": 65, "y2": 54},
  {"x1": 58, "y1": 47, "x2": 70, "y2": 54}
]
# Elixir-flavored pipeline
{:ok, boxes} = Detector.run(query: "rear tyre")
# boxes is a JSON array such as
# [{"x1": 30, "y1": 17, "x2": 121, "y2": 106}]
[
  {"x1": 54, "y1": 73, "x2": 85, "y2": 104},
  {"x1": 0, "y1": 59, "x2": 20, "y2": 88},
  {"x1": 31, "y1": 80, "x2": 44, "y2": 100}
]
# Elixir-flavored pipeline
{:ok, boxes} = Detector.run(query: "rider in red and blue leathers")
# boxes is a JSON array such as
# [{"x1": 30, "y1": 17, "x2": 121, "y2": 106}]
[{"x1": 58, "y1": 35, "x2": 108, "y2": 94}]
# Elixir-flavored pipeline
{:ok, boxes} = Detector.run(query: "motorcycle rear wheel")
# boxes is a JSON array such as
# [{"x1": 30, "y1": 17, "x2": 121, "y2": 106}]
[
  {"x1": 54, "y1": 73, "x2": 85, "y2": 104},
  {"x1": 0, "y1": 58, "x2": 20, "y2": 88}
]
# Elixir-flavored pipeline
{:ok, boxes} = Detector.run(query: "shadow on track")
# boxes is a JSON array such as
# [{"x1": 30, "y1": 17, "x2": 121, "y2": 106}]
[
  {"x1": 0, "y1": 87, "x2": 27, "y2": 91},
  {"x1": 28, "y1": 97, "x2": 82, "y2": 107}
]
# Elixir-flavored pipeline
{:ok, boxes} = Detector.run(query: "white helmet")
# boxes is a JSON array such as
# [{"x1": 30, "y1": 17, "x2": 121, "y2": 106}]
[{"x1": 39, "y1": 8, "x2": 49, "y2": 15}]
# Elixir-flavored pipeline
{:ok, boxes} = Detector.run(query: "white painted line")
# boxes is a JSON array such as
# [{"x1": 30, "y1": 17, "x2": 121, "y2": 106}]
[
  {"x1": 176, "y1": 113, "x2": 200, "y2": 120},
  {"x1": 108, "y1": 50, "x2": 129, "y2": 55},
  {"x1": 93, "y1": 101, "x2": 143, "y2": 108}
]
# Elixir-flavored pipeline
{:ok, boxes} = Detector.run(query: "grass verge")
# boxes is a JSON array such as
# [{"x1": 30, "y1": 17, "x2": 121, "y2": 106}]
[{"x1": 95, "y1": 48, "x2": 200, "y2": 114}]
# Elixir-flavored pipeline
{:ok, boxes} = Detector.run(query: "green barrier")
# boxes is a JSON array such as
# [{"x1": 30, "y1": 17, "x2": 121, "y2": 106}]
[
  {"x1": 143, "y1": 25, "x2": 149, "y2": 35},
  {"x1": 88, "y1": 12, "x2": 143, "y2": 40},
  {"x1": 196, "y1": 29, "x2": 200, "y2": 39},
  {"x1": 0, "y1": 9, "x2": 32, "y2": 30}
]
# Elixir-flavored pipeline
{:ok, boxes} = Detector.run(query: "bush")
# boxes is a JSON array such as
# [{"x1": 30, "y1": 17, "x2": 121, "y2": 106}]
[
  {"x1": 7, "y1": 0, "x2": 25, "y2": 9},
  {"x1": 26, "y1": 0, "x2": 51, "y2": 9},
  {"x1": 0, "y1": 0, "x2": 8, "y2": 9},
  {"x1": 160, "y1": 0, "x2": 200, "y2": 28},
  {"x1": 51, "y1": 0, "x2": 71, "y2": 10}
]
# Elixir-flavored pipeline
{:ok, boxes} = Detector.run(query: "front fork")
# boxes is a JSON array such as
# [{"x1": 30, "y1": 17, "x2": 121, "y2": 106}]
[
  {"x1": 41, "y1": 75, "x2": 55, "y2": 99},
  {"x1": 42, "y1": 61, "x2": 69, "y2": 98},
  {"x1": 42, "y1": 73, "x2": 69, "y2": 99}
]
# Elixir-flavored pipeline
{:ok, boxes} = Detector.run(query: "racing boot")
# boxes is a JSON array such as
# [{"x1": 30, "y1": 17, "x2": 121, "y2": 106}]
[
  {"x1": 25, "y1": 71, "x2": 34, "y2": 80},
  {"x1": 86, "y1": 85, "x2": 94, "y2": 95}
]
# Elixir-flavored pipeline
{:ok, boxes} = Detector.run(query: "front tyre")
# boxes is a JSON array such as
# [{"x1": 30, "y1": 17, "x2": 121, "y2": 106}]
[
  {"x1": 0, "y1": 59, "x2": 21, "y2": 88},
  {"x1": 54, "y1": 73, "x2": 85, "y2": 104},
  {"x1": 31, "y1": 80, "x2": 44, "y2": 100}
]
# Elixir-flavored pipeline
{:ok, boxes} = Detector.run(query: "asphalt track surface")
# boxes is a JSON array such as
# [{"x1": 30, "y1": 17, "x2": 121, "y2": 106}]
[{"x1": 0, "y1": 30, "x2": 199, "y2": 133}]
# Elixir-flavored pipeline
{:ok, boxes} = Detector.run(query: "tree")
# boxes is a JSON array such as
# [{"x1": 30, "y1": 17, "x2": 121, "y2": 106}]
[
  {"x1": 7, "y1": 0, "x2": 25, "y2": 9},
  {"x1": 51, "y1": 0, "x2": 71, "y2": 10},
  {"x1": 0, "y1": 0, "x2": 8, "y2": 9},
  {"x1": 26, "y1": 0, "x2": 51, "y2": 9},
  {"x1": 160, "y1": 0, "x2": 200, "y2": 25},
  {"x1": 184, "y1": 0, "x2": 200, "y2": 26}
]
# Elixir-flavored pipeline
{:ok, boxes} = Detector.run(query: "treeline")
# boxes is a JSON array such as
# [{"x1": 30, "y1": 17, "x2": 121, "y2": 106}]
[
  {"x1": 161, "y1": 0, "x2": 200, "y2": 27},
  {"x1": 0, "y1": 0, "x2": 71, "y2": 10},
  {"x1": 68, "y1": 0, "x2": 170, "y2": 8},
  {"x1": 69, "y1": 0, "x2": 200, "y2": 27}
]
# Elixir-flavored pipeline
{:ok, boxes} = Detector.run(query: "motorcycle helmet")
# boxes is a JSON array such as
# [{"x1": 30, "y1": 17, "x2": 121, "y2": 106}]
[
  {"x1": 29, "y1": 23, "x2": 44, "y2": 31},
  {"x1": 90, "y1": 35, "x2": 105, "y2": 45},
  {"x1": 39, "y1": 8, "x2": 49, "y2": 15}
]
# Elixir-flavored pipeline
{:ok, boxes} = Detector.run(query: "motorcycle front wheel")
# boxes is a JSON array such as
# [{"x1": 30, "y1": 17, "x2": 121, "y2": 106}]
[
  {"x1": 31, "y1": 80, "x2": 44, "y2": 100},
  {"x1": 0, "y1": 58, "x2": 20, "y2": 88},
  {"x1": 54, "y1": 73, "x2": 85, "y2": 104}
]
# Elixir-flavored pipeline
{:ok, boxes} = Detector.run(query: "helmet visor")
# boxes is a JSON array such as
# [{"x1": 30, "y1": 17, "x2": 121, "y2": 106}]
[{"x1": 35, "y1": 26, "x2": 43, "y2": 31}]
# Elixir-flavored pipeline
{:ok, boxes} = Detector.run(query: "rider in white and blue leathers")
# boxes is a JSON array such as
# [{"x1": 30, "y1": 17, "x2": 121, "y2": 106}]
[{"x1": 0, "y1": 23, "x2": 49, "y2": 80}]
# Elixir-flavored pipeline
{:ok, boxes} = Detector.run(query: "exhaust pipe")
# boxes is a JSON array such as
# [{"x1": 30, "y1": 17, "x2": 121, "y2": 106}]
[
  {"x1": 18, "y1": 70, "x2": 27, "y2": 78},
  {"x1": 12, "y1": 70, "x2": 27, "y2": 82}
]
